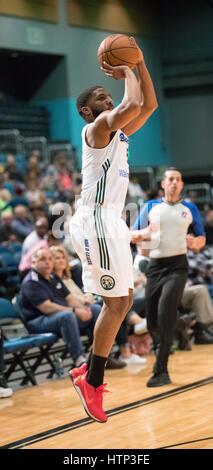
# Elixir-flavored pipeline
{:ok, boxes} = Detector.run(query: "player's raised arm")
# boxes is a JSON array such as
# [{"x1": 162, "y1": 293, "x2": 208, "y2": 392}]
[
  {"x1": 94, "y1": 63, "x2": 141, "y2": 135},
  {"x1": 121, "y1": 40, "x2": 158, "y2": 136}
]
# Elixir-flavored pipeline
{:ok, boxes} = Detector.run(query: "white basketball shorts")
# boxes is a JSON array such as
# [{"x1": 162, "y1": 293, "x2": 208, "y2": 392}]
[{"x1": 69, "y1": 206, "x2": 134, "y2": 297}]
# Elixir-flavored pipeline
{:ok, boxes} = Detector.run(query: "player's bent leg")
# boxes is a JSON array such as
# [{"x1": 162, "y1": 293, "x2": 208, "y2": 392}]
[{"x1": 71, "y1": 294, "x2": 131, "y2": 423}]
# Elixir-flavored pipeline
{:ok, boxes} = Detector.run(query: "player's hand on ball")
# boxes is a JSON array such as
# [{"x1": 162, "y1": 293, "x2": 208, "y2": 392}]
[
  {"x1": 101, "y1": 62, "x2": 130, "y2": 80},
  {"x1": 129, "y1": 37, "x2": 144, "y2": 64},
  {"x1": 136, "y1": 47, "x2": 144, "y2": 64}
]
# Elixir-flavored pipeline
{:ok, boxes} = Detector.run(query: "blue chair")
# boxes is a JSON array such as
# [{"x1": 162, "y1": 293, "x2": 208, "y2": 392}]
[
  {"x1": 0, "y1": 246, "x2": 12, "y2": 255},
  {"x1": 8, "y1": 243, "x2": 22, "y2": 254},
  {"x1": 16, "y1": 154, "x2": 27, "y2": 173},
  {"x1": 0, "y1": 252, "x2": 19, "y2": 273},
  {"x1": 0, "y1": 252, "x2": 20, "y2": 292},
  {"x1": 0, "y1": 298, "x2": 58, "y2": 386}
]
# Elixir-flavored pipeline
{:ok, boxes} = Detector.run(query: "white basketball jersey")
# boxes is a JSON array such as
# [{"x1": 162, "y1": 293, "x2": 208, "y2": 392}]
[
  {"x1": 80, "y1": 124, "x2": 130, "y2": 217},
  {"x1": 70, "y1": 123, "x2": 134, "y2": 296}
]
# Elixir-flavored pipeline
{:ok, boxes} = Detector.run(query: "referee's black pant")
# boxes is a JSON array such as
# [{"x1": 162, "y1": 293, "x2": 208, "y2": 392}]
[{"x1": 145, "y1": 254, "x2": 188, "y2": 374}]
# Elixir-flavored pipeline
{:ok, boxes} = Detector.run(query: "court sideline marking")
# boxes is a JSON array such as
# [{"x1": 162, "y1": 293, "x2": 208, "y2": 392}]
[{"x1": 1, "y1": 375, "x2": 212, "y2": 449}]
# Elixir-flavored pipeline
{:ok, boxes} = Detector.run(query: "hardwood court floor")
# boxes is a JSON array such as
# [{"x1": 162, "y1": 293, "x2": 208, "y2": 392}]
[{"x1": 0, "y1": 345, "x2": 213, "y2": 449}]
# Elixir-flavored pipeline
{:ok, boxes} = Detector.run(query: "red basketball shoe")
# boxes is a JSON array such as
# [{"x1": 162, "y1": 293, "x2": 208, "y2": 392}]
[
  {"x1": 69, "y1": 363, "x2": 87, "y2": 382},
  {"x1": 72, "y1": 371, "x2": 108, "y2": 423}
]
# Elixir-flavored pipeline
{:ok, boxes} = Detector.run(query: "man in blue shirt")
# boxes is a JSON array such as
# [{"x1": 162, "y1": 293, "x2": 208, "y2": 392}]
[
  {"x1": 20, "y1": 247, "x2": 101, "y2": 368},
  {"x1": 132, "y1": 168, "x2": 206, "y2": 387}
]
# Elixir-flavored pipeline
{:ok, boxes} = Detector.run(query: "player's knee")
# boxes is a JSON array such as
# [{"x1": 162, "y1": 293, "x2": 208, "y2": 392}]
[{"x1": 104, "y1": 296, "x2": 130, "y2": 318}]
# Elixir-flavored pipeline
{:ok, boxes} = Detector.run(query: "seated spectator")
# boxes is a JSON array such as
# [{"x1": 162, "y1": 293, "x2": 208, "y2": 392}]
[
  {"x1": 25, "y1": 178, "x2": 46, "y2": 207},
  {"x1": 187, "y1": 247, "x2": 213, "y2": 285},
  {"x1": 50, "y1": 245, "x2": 96, "y2": 306},
  {"x1": 27, "y1": 151, "x2": 42, "y2": 178},
  {"x1": 5, "y1": 153, "x2": 23, "y2": 182},
  {"x1": 181, "y1": 282, "x2": 213, "y2": 344},
  {"x1": 0, "y1": 327, "x2": 13, "y2": 398},
  {"x1": 50, "y1": 244, "x2": 102, "y2": 331},
  {"x1": 20, "y1": 247, "x2": 101, "y2": 367},
  {"x1": 21, "y1": 216, "x2": 49, "y2": 256},
  {"x1": 0, "y1": 212, "x2": 17, "y2": 244},
  {"x1": 11, "y1": 205, "x2": 34, "y2": 241},
  {"x1": 53, "y1": 152, "x2": 70, "y2": 174},
  {"x1": 0, "y1": 188, "x2": 13, "y2": 215},
  {"x1": 19, "y1": 230, "x2": 61, "y2": 278},
  {"x1": 2, "y1": 169, "x2": 16, "y2": 194},
  {"x1": 3, "y1": 185, "x2": 28, "y2": 210},
  {"x1": 58, "y1": 169, "x2": 73, "y2": 192}
]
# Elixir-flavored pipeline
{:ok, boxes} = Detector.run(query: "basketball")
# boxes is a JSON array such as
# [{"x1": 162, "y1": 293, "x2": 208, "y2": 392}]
[{"x1": 98, "y1": 34, "x2": 139, "y2": 69}]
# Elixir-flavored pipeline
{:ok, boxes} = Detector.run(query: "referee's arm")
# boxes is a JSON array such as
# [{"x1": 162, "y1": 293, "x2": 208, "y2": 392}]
[
  {"x1": 186, "y1": 202, "x2": 206, "y2": 252},
  {"x1": 186, "y1": 234, "x2": 206, "y2": 252},
  {"x1": 130, "y1": 202, "x2": 151, "y2": 243}
]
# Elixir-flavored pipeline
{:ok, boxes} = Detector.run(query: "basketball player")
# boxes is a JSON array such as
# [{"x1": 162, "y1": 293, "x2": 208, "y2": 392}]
[
  {"x1": 69, "y1": 41, "x2": 158, "y2": 422},
  {"x1": 132, "y1": 168, "x2": 206, "y2": 387}
]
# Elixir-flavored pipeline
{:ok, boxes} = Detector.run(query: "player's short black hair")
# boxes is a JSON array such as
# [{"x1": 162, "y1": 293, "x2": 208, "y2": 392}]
[{"x1": 76, "y1": 86, "x2": 102, "y2": 115}]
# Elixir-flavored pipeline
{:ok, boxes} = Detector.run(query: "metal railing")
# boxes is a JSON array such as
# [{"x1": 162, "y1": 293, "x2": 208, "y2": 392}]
[
  {"x1": 130, "y1": 167, "x2": 155, "y2": 190},
  {"x1": 183, "y1": 183, "x2": 212, "y2": 203},
  {"x1": 48, "y1": 143, "x2": 77, "y2": 169},
  {"x1": 24, "y1": 136, "x2": 48, "y2": 164},
  {"x1": 0, "y1": 129, "x2": 24, "y2": 154}
]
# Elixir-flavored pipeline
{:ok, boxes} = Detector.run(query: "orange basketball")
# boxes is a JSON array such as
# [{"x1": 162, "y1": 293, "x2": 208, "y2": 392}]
[{"x1": 98, "y1": 34, "x2": 139, "y2": 69}]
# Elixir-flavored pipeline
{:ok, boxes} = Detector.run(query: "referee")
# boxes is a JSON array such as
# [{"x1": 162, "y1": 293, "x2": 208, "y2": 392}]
[{"x1": 132, "y1": 168, "x2": 206, "y2": 387}]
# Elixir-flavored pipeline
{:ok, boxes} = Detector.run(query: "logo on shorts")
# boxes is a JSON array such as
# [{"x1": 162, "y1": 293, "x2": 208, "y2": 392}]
[{"x1": 100, "y1": 275, "x2": 115, "y2": 290}]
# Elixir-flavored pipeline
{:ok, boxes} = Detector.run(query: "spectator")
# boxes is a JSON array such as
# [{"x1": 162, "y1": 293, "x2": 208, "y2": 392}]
[
  {"x1": 181, "y1": 283, "x2": 213, "y2": 344},
  {"x1": 50, "y1": 245, "x2": 96, "y2": 305},
  {"x1": 2, "y1": 185, "x2": 28, "y2": 210},
  {"x1": 11, "y1": 205, "x2": 34, "y2": 241},
  {"x1": 19, "y1": 230, "x2": 62, "y2": 279},
  {"x1": 187, "y1": 247, "x2": 213, "y2": 286},
  {"x1": 21, "y1": 216, "x2": 49, "y2": 256},
  {"x1": 0, "y1": 188, "x2": 13, "y2": 215},
  {"x1": 5, "y1": 153, "x2": 23, "y2": 182},
  {"x1": 0, "y1": 213, "x2": 17, "y2": 243},
  {"x1": 2, "y1": 170, "x2": 16, "y2": 195},
  {"x1": 25, "y1": 178, "x2": 46, "y2": 207},
  {"x1": 27, "y1": 151, "x2": 41, "y2": 178},
  {"x1": 20, "y1": 247, "x2": 101, "y2": 367}
]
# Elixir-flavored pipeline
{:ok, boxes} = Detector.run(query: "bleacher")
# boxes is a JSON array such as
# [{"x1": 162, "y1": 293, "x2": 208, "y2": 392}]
[{"x1": 0, "y1": 101, "x2": 50, "y2": 138}]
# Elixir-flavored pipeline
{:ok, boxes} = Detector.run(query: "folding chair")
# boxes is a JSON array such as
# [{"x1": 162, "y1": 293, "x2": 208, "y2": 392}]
[{"x1": 0, "y1": 298, "x2": 58, "y2": 385}]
